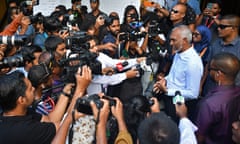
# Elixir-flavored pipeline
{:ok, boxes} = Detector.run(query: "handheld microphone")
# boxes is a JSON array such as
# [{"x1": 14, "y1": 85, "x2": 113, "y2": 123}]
[
  {"x1": 114, "y1": 61, "x2": 129, "y2": 72},
  {"x1": 173, "y1": 91, "x2": 185, "y2": 105}
]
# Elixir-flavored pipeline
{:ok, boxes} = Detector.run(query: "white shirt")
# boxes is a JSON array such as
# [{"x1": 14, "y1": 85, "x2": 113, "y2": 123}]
[
  {"x1": 87, "y1": 52, "x2": 139, "y2": 95},
  {"x1": 179, "y1": 118, "x2": 198, "y2": 144},
  {"x1": 165, "y1": 47, "x2": 203, "y2": 99}
]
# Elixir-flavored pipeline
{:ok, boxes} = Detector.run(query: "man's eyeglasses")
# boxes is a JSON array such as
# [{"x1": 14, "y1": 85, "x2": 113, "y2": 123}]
[
  {"x1": 218, "y1": 24, "x2": 234, "y2": 29},
  {"x1": 171, "y1": 9, "x2": 179, "y2": 14}
]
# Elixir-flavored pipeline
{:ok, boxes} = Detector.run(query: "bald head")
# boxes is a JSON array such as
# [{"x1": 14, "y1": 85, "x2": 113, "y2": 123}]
[{"x1": 211, "y1": 52, "x2": 240, "y2": 80}]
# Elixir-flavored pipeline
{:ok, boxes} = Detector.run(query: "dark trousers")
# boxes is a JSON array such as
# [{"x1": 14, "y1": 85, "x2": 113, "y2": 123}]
[{"x1": 162, "y1": 95, "x2": 199, "y2": 124}]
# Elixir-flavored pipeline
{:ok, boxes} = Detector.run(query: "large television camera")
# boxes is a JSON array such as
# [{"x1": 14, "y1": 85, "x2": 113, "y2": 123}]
[
  {"x1": 60, "y1": 49, "x2": 102, "y2": 83},
  {"x1": 65, "y1": 31, "x2": 90, "y2": 51}
]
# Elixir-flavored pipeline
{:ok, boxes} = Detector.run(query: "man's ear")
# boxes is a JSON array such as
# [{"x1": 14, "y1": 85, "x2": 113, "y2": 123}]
[{"x1": 17, "y1": 96, "x2": 25, "y2": 105}]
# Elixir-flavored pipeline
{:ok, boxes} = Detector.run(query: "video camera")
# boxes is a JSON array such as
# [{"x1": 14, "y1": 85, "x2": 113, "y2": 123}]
[
  {"x1": 75, "y1": 94, "x2": 116, "y2": 115},
  {"x1": 148, "y1": 20, "x2": 164, "y2": 37},
  {"x1": 65, "y1": 31, "x2": 90, "y2": 51},
  {"x1": 30, "y1": 12, "x2": 44, "y2": 24},
  {"x1": 119, "y1": 31, "x2": 147, "y2": 41},
  {"x1": 0, "y1": 47, "x2": 35, "y2": 69},
  {"x1": 60, "y1": 48, "x2": 102, "y2": 83}
]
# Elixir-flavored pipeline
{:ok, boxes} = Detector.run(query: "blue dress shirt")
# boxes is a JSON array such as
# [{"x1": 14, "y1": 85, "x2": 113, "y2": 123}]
[{"x1": 165, "y1": 46, "x2": 203, "y2": 99}]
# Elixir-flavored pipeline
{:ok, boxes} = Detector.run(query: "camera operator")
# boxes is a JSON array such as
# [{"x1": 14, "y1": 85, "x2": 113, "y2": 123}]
[
  {"x1": 43, "y1": 16, "x2": 69, "y2": 40},
  {"x1": 120, "y1": 5, "x2": 149, "y2": 58},
  {"x1": 85, "y1": 36, "x2": 145, "y2": 96},
  {"x1": 0, "y1": 71, "x2": 56, "y2": 144},
  {"x1": 52, "y1": 66, "x2": 92, "y2": 144},
  {"x1": 43, "y1": 36, "x2": 67, "y2": 95},
  {"x1": 28, "y1": 63, "x2": 75, "y2": 123},
  {"x1": 9, "y1": 45, "x2": 42, "y2": 77},
  {"x1": 70, "y1": 0, "x2": 86, "y2": 28}
]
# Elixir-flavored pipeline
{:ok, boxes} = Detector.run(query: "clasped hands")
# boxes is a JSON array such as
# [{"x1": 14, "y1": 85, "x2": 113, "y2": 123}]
[{"x1": 153, "y1": 76, "x2": 167, "y2": 94}]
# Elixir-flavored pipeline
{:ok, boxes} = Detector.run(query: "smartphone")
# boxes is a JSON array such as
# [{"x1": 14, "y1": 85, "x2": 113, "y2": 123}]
[
  {"x1": 143, "y1": 1, "x2": 155, "y2": 7},
  {"x1": 206, "y1": 3, "x2": 213, "y2": 9}
]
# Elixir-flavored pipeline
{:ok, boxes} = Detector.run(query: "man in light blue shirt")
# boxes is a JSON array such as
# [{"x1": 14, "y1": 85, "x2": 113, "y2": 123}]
[{"x1": 153, "y1": 25, "x2": 203, "y2": 122}]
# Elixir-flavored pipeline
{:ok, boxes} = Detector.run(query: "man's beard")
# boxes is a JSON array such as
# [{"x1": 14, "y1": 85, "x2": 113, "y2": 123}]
[{"x1": 110, "y1": 31, "x2": 119, "y2": 37}]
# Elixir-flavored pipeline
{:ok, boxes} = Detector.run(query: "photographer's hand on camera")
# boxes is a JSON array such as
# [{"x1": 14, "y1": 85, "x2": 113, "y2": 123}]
[
  {"x1": 111, "y1": 97, "x2": 128, "y2": 131},
  {"x1": 90, "y1": 98, "x2": 110, "y2": 144},
  {"x1": 59, "y1": 30, "x2": 69, "y2": 39},
  {"x1": 61, "y1": 83, "x2": 75, "y2": 99},
  {"x1": 74, "y1": 66, "x2": 92, "y2": 95},
  {"x1": 150, "y1": 97, "x2": 160, "y2": 113}
]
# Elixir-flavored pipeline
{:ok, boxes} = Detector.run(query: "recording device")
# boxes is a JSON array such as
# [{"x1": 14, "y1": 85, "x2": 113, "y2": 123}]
[
  {"x1": 59, "y1": 26, "x2": 70, "y2": 35},
  {"x1": 114, "y1": 61, "x2": 129, "y2": 72},
  {"x1": 60, "y1": 49, "x2": 102, "y2": 83},
  {"x1": 0, "y1": 35, "x2": 28, "y2": 46},
  {"x1": 62, "y1": 14, "x2": 78, "y2": 27},
  {"x1": 119, "y1": 31, "x2": 147, "y2": 41},
  {"x1": 173, "y1": 91, "x2": 185, "y2": 105},
  {"x1": 148, "y1": 20, "x2": 164, "y2": 37},
  {"x1": 0, "y1": 47, "x2": 35, "y2": 69},
  {"x1": 65, "y1": 31, "x2": 90, "y2": 51},
  {"x1": 30, "y1": 12, "x2": 44, "y2": 24},
  {"x1": 75, "y1": 94, "x2": 116, "y2": 115}
]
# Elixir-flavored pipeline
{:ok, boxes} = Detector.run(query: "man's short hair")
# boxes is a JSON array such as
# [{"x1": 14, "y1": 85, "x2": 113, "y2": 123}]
[
  {"x1": 45, "y1": 36, "x2": 64, "y2": 52},
  {"x1": 0, "y1": 71, "x2": 27, "y2": 112},
  {"x1": 138, "y1": 112, "x2": 180, "y2": 144},
  {"x1": 72, "y1": 0, "x2": 81, "y2": 4},
  {"x1": 28, "y1": 63, "x2": 51, "y2": 88}
]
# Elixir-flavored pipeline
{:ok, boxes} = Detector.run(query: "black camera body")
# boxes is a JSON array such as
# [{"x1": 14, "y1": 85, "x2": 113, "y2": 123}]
[
  {"x1": 30, "y1": 12, "x2": 44, "y2": 24},
  {"x1": 65, "y1": 31, "x2": 90, "y2": 51},
  {"x1": 0, "y1": 47, "x2": 35, "y2": 69},
  {"x1": 76, "y1": 94, "x2": 103, "y2": 115},
  {"x1": 75, "y1": 94, "x2": 116, "y2": 115},
  {"x1": 60, "y1": 49, "x2": 102, "y2": 83},
  {"x1": 119, "y1": 32, "x2": 147, "y2": 41},
  {"x1": 148, "y1": 20, "x2": 163, "y2": 37}
]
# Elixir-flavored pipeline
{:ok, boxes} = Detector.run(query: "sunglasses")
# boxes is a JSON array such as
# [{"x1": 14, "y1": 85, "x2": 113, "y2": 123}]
[
  {"x1": 208, "y1": 66, "x2": 226, "y2": 74},
  {"x1": 218, "y1": 24, "x2": 234, "y2": 29},
  {"x1": 171, "y1": 9, "x2": 179, "y2": 14}
]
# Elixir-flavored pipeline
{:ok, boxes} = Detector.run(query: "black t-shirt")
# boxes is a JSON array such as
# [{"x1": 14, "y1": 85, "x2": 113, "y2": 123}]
[{"x1": 0, "y1": 108, "x2": 56, "y2": 144}]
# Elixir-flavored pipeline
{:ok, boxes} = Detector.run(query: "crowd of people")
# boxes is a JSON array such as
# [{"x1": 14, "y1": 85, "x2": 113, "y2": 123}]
[{"x1": 0, "y1": 0, "x2": 240, "y2": 144}]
